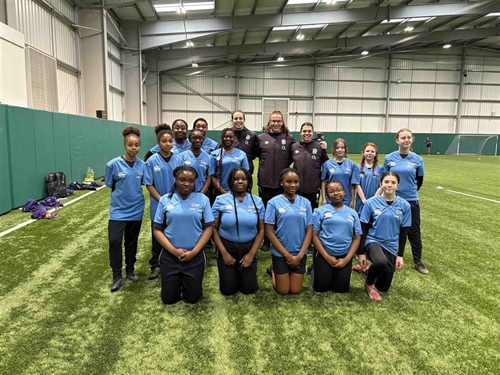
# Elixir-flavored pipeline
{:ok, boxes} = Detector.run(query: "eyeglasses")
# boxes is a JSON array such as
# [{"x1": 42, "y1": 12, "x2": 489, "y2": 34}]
[{"x1": 327, "y1": 189, "x2": 344, "y2": 194}]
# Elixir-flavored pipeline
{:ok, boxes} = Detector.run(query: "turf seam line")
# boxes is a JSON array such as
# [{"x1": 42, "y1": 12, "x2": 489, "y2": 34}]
[
  {"x1": 447, "y1": 189, "x2": 500, "y2": 204},
  {"x1": 0, "y1": 186, "x2": 106, "y2": 238}
]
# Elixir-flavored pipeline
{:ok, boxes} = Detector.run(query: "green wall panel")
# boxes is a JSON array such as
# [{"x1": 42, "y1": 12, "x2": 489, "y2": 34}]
[
  {"x1": 52, "y1": 113, "x2": 73, "y2": 182},
  {"x1": 8, "y1": 106, "x2": 38, "y2": 208},
  {"x1": 34, "y1": 110, "x2": 57, "y2": 198},
  {"x1": 68, "y1": 114, "x2": 85, "y2": 182},
  {"x1": 0, "y1": 105, "x2": 12, "y2": 214}
]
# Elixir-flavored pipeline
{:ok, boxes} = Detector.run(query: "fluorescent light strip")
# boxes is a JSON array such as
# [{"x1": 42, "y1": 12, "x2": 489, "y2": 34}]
[{"x1": 155, "y1": 2, "x2": 214, "y2": 13}]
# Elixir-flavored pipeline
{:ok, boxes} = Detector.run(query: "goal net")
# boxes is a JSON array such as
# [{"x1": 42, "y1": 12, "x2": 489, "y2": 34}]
[{"x1": 445, "y1": 135, "x2": 498, "y2": 155}]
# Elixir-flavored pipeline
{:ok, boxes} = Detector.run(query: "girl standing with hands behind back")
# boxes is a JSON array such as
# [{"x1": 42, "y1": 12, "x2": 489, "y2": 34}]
[
  {"x1": 383, "y1": 128, "x2": 428, "y2": 275},
  {"x1": 105, "y1": 126, "x2": 148, "y2": 292}
]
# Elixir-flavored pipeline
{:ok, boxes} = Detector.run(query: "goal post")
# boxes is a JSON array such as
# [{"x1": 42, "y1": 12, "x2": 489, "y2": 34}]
[{"x1": 445, "y1": 135, "x2": 499, "y2": 156}]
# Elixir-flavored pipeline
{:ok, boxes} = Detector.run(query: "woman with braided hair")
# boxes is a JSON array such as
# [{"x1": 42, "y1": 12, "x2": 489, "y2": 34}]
[
  {"x1": 212, "y1": 167, "x2": 265, "y2": 295},
  {"x1": 153, "y1": 166, "x2": 214, "y2": 304}
]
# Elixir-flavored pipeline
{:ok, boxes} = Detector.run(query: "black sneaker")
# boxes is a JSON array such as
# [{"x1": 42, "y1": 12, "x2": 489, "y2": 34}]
[
  {"x1": 148, "y1": 267, "x2": 160, "y2": 280},
  {"x1": 415, "y1": 263, "x2": 430, "y2": 275},
  {"x1": 261, "y1": 242, "x2": 270, "y2": 252},
  {"x1": 111, "y1": 278, "x2": 125, "y2": 292},
  {"x1": 126, "y1": 272, "x2": 139, "y2": 282},
  {"x1": 266, "y1": 265, "x2": 273, "y2": 277}
]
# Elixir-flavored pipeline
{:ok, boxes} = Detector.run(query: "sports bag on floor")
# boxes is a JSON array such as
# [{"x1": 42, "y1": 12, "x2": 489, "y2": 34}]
[{"x1": 45, "y1": 172, "x2": 68, "y2": 198}]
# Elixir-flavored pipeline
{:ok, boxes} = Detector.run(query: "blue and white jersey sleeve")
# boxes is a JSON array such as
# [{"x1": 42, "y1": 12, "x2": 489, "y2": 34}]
[
  {"x1": 265, "y1": 195, "x2": 312, "y2": 257},
  {"x1": 154, "y1": 192, "x2": 213, "y2": 250},
  {"x1": 313, "y1": 205, "x2": 361, "y2": 256},
  {"x1": 202, "y1": 137, "x2": 219, "y2": 153}
]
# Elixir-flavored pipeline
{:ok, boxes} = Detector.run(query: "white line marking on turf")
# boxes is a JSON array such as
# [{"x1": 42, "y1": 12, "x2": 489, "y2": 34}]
[
  {"x1": 447, "y1": 190, "x2": 500, "y2": 204},
  {"x1": 0, "y1": 186, "x2": 106, "y2": 238}
]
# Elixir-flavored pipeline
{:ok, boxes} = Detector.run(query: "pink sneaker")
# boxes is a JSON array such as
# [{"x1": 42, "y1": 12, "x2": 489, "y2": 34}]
[
  {"x1": 364, "y1": 283, "x2": 382, "y2": 301},
  {"x1": 352, "y1": 264, "x2": 364, "y2": 273},
  {"x1": 353, "y1": 264, "x2": 370, "y2": 274}
]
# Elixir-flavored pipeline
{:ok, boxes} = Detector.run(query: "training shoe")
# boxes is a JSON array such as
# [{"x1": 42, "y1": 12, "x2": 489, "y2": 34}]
[
  {"x1": 111, "y1": 278, "x2": 125, "y2": 292},
  {"x1": 126, "y1": 272, "x2": 139, "y2": 282},
  {"x1": 307, "y1": 245, "x2": 313, "y2": 257},
  {"x1": 148, "y1": 267, "x2": 160, "y2": 280},
  {"x1": 364, "y1": 283, "x2": 382, "y2": 302},
  {"x1": 261, "y1": 242, "x2": 270, "y2": 252},
  {"x1": 415, "y1": 263, "x2": 430, "y2": 275},
  {"x1": 306, "y1": 264, "x2": 313, "y2": 275},
  {"x1": 353, "y1": 264, "x2": 370, "y2": 274},
  {"x1": 266, "y1": 265, "x2": 273, "y2": 277}
]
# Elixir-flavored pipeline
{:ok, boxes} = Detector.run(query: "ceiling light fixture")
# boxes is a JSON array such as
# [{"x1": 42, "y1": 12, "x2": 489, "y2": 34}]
[
  {"x1": 186, "y1": 41, "x2": 194, "y2": 47},
  {"x1": 277, "y1": 56, "x2": 284, "y2": 62},
  {"x1": 192, "y1": 63, "x2": 198, "y2": 68},
  {"x1": 361, "y1": 50, "x2": 369, "y2": 56},
  {"x1": 443, "y1": 44, "x2": 452, "y2": 49},
  {"x1": 155, "y1": 2, "x2": 214, "y2": 13},
  {"x1": 404, "y1": 23, "x2": 414, "y2": 32},
  {"x1": 296, "y1": 33, "x2": 305, "y2": 40}
]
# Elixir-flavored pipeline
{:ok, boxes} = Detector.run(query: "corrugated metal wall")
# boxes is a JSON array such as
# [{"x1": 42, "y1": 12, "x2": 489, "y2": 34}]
[
  {"x1": 161, "y1": 50, "x2": 500, "y2": 135},
  {"x1": 14, "y1": 0, "x2": 80, "y2": 115}
]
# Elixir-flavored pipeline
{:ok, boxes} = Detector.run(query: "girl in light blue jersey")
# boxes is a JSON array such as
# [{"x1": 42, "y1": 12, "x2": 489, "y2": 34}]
[
  {"x1": 265, "y1": 168, "x2": 312, "y2": 295},
  {"x1": 321, "y1": 138, "x2": 356, "y2": 207},
  {"x1": 153, "y1": 166, "x2": 214, "y2": 304},
  {"x1": 359, "y1": 172, "x2": 411, "y2": 301},
  {"x1": 144, "y1": 127, "x2": 182, "y2": 280},
  {"x1": 211, "y1": 128, "x2": 250, "y2": 196},
  {"x1": 105, "y1": 126, "x2": 147, "y2": 293},
  {"x1": 178, "y1": 129, "x2": 214, "y2": 193},
  {"x1": 193, "y1": 117, "x2": 218, "y2": 153},
  {"x1": 212, "y1": 167, "x2": 265, "y2": 295},
  {"x1": 383, "y1": 128, "x2": 428, "y2": 275},
  {"x1": 352, "y1": 142, "x2": 383, "y2": 274},
  {"x1": 311, "y1": 181, "x2": 361, "y2": 293},
  {"x1": 172, "y1": 119, "x2": 191, "y2": 153}
]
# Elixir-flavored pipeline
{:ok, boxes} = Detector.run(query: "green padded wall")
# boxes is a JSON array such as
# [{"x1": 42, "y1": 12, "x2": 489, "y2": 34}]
[
  {"x1": 1, "y1": 104, "x2": 155, "y2": 214},
  {"x1": 0, "y1": 105, "x2": 12, "y2": 214}
]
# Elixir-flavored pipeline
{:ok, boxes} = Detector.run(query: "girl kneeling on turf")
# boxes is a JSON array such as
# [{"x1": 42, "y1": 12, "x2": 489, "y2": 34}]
[
  {"x1": 265, "y1": 168, "x2": 312, "y2": 295},
  {"x1": 212, "y1": 167, "x2": 265, "y2": 295},
  {"x1": 358, "y1": 172, "x2": 411, "y2": 301},
  {"x1": 311, "y1": 181, "x2": 361, "y2": 293},
  {"x1": 153, "y1": 166, "x2": 214, "y2": 304}
]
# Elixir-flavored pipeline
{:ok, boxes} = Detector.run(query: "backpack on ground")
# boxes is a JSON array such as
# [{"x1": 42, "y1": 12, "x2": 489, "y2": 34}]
[{"x1": 45, "y1": 172, "x2": 68, "y2": 198}]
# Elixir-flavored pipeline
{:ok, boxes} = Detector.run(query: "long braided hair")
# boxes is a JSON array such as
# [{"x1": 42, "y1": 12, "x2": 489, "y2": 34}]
[
  {"x1": 168, "y1": 166, "x2": 198, "y2": 198},
  {"x1": 359, "y1": 142, "x2": 379, "y2": 176},
  {"x1": 227, "y1": 167, "x2": 259, "y2": 237}
]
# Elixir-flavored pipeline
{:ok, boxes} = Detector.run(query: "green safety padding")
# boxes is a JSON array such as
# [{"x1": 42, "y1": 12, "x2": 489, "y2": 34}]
[
  {"x1": 53, "y1": 113, "x2": 72, "y2": 183},
  {"x1": 33, "y1": 110, "x2": 56, "y2": 198},
  {"x1": 0, "y1": 105, "x2": 12, "y2": 215},
  {"x1": 8, "y1": 106, "x2": 37, "y2": 208}
]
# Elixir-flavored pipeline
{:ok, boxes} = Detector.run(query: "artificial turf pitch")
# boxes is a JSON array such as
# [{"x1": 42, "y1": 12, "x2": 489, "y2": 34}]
[{"x1": 0, "y1": 155, "x2": 499, "y2": 374}]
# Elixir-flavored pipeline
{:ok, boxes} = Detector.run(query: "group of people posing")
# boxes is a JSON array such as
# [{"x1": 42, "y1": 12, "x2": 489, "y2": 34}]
[{"x1": 105, "y1": 110, "x2": 428, "y2": 304}]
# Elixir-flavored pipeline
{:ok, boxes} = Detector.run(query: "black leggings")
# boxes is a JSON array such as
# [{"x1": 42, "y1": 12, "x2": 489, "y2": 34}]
[
  {"x1": 365, "y1": 243, "x2": 395, "y2": 292},
  {"x1": 108, "y1": 220, "x2": 142, "y2": 278},
  {"x1": 217, "y1": 237, "x2": 258, "y2": 295},
  {"x1": 312, "y1": 251, "x2": 352, "y2": 293}
]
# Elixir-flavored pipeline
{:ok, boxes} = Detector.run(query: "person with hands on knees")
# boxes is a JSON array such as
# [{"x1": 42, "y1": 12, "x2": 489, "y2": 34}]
[
  {"x1": 212, "y1": 167, "x2": 265, "y2": 295},
  {"x1": 311, "y1": 181, "x2": 361, "y2": 293},
  {"x1": 264, "y1": 168, "x2": 313, "y2": 296},
  {"x1": 153, "y1": 166, "x2": 214, "y2": 304},
  {"x1": 358, "y1": 172, "x2": 411, "y2": 302}
]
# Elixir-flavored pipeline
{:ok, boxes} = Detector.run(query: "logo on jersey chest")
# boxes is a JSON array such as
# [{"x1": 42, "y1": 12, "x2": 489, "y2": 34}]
[{"x1": 154, "y1": 166, "x2": 162, "y2": 172}]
